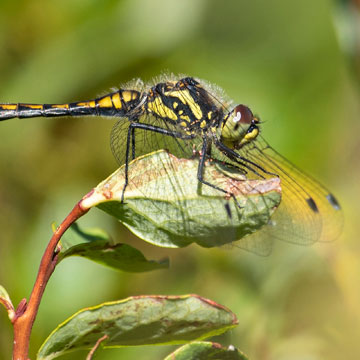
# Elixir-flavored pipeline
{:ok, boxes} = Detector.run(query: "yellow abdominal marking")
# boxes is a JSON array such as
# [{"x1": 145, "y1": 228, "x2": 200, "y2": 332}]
[
  {"x1": 76, "y1": 101, "x2": 96, "y2": 108},
  {"x1": 22, "y1": 104, "x2": 43, "y2": 109},
  {"x1": 1, "y1": 104, "x2": 17, "y2": 110},
  {"x1": 111, "y1": 93, "x2": 122, "y2": 109},
  {"x1": 97, "y1": 96, "x2": 112, "y2": 108},
  {"x1": 122, "y1": 91, "x2": 134, "y2": 103},
  {"x1": 52, "y1": 104, "x2": 69, "y2": 109}
]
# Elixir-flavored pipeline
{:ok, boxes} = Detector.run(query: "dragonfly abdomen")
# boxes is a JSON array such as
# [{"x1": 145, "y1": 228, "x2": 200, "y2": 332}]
[{"x1": 0, "y1": 89, "x2": 142, "y2": 120}]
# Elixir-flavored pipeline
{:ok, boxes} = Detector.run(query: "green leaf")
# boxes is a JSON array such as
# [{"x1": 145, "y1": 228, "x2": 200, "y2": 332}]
[
  {"x1": 59, "y1": 222, "x2": 110, "y2": 250},
  {"x1": 37, "y1": 295, "x2": 238, "y2": 360},
  {"x1": 58, "y1": 223, "x2": 169, "y2": 272},
  {"x1": 164, "y1": 341, "x2": 249, "y2": 360},
  {"x1": 0, "y1": 285, "x2": 14, "y2": 320},
  {"x1": 80, "y1": 150, "x2": 281, "y2": 251}
]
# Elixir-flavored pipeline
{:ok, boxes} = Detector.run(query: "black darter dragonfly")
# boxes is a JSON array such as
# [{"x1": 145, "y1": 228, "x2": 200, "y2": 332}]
[{"x1": 0, "y1": 76, "x2": 342, "y2": 254}]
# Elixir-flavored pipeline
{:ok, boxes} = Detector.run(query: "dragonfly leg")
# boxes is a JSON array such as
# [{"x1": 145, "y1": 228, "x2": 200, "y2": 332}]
[
  {"x1": 214, "y1": 138, "x2": 278, "y2": 178},
  {"x1": 197, "y1": 136, "x2": 242, "y2": 211},
  {"x1": 131, "y1": 127, "x2": 136, "y2": 160},
  {"x1": 121, "y1": 122, "x2": 195, "y2": 203}
]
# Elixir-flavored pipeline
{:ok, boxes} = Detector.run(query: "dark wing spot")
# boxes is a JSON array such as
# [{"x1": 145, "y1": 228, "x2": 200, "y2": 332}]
[
  {"x1": 224, "y1": 202, "x2": 232, "y2": 219},
  {"x1": 306, "y1": 197, "x2": 319, "y2": 213},
  {"x1": 326, "y1": 193, "x2": 341, "y2": 210}
]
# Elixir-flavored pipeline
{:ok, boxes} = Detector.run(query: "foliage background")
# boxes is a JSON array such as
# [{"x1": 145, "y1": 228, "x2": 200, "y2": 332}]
[{"x1": 0, "y1": 0, "x2": 359, "y2": 359}]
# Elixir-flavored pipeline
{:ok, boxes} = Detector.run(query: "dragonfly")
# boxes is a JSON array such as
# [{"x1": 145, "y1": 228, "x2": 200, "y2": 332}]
[{"x1": 0, "y1": 76, "x2": 343, "y2": 254}]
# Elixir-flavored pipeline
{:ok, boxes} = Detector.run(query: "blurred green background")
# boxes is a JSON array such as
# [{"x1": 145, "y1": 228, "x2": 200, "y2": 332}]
[{"x1": 0, "y1": 0, "x2": 359, "y2": 359}]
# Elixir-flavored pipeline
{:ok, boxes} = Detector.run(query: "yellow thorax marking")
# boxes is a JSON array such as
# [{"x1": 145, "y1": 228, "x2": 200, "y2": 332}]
[
  {"x1": 200, "y1": 120, "x2": 207, "y2": 128},
  {"x1": 147, "y1": 96, "x2": 177, "y2": 121},
  {"x1": 180, "y1": 114, "x2": 191, "y2": 122},
  {"x1": 165, "y1": 89, "x2": 203, "y2": 120},
  {"x1": 164, "y1": 81, "x2": 177, "y2": 90}
]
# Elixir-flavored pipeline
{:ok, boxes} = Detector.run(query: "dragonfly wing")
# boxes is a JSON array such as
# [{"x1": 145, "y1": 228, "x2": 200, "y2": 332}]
[
  {"x1": 239, "y1": 136, "x2": 343, "y2": 245},
  {"x1": 233, "y1": 232, "x2": 275, "y2": 256}
]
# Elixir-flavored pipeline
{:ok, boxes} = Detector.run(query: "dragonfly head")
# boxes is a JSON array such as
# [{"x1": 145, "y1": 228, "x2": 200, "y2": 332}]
[{"x1": 221, "y1": 104, "x2": 260, "y2": 149}]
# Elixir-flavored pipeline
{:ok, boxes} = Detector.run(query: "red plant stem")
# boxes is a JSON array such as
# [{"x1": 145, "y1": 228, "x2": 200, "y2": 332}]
[{"x1": 12, "y1": 202, "x2": 89, "y2": 360}]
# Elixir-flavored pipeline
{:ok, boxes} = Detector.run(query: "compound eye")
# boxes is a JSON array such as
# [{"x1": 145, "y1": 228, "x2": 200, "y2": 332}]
[{"x1": 233, "y1": 104, "x2": 254, "y2": 125}]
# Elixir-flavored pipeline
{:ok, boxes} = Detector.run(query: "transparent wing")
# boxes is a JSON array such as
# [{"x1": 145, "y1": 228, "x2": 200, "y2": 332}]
[
  {"x1": 238, "y1": 136, "x2": 343, "y2": 245},
  {"x1": 110, "y1": 115, "x2": 198, "y2": 167}
]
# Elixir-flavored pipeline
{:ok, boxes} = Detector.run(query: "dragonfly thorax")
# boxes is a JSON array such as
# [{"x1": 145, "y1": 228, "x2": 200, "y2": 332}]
[
  {"x1": 220, "y1": 104, "x2": 260, "y2": 150},
  {"x1": 146, "y1": 78, "x2": 222, "y2": 134}
]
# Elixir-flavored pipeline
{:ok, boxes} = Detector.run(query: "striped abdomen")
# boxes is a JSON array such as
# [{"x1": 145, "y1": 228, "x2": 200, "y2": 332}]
[{"x1": 0, "y1": 90, "x2": 141, "y2": 121}]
